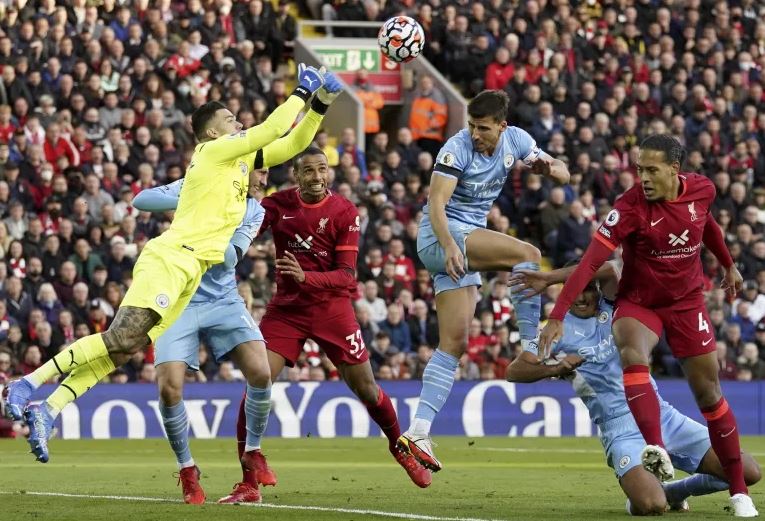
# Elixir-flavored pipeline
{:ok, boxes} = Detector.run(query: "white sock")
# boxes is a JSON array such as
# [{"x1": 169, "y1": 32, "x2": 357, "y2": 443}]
[
  {"x1": 179, "y1": 458, "x2": 195, "y2": 469},
  {"x1": 244, "y1": 445, "x2": 260, "y2": 453},
  {"x1": 409, "y1": 418, "x2": 432, "y2": 436}
]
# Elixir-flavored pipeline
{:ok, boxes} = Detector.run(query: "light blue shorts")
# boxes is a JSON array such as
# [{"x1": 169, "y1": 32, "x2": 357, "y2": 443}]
[
  {"x1": 600, "y1": 405, "x2": 710, "y2": 479},
  {"x1": 154, "y1": 297, "x2": 264, "y2": 370},
  {"x1": 417, "y1": 221, "x2": 482, "y2": 294}
]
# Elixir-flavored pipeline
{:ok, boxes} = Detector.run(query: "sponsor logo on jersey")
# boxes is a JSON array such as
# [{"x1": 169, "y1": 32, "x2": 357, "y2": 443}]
[
  {"x1": 155, "y1": 294, "x2": 170, "y2": 309},
  {"x1": 349, "y1": 215, "x2": 360, "y2": 232},
  {"x1": 317, "y1": 217, "x2": 329, "y2": 234},
  {"x1": 232, "y1": 180, "x2": 247, "y2": 202},
  {"x1": 688, "y1": 201, "x2": 699, "y2": 221},
  {"x1": 668, "y1": 229, "x2": 690, "y2": 246},
  {"x1": 604, "y1": 209, "x2": 620, "y2": 226},
  {"x1": 292, "y1": 233, "x2": 313, "y2": 250}
]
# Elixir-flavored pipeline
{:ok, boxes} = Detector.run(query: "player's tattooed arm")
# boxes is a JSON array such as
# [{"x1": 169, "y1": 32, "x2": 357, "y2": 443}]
[
  {"x1": 509, "y1": 261, "x2": 620, "y2": 299},
  {"x1": 506, "y1": 351, "x2": 583, "y2": 382},
  {"x1": 102, "y1": 306, "x2": 160, "y2": 357}
]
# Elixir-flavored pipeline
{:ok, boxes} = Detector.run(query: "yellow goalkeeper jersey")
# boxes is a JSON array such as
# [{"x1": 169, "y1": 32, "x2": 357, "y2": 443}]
[{"x1": 153, "y1": 96, "x2": 305, "y2": 263}]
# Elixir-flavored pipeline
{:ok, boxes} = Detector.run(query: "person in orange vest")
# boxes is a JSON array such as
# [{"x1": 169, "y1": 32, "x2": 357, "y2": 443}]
[
  {"x1": 353, "y1": 70, "x2": 384, "y2": 150},
  {"x1": 406, "y1": 74, "x2": 448, "y2": 158}
]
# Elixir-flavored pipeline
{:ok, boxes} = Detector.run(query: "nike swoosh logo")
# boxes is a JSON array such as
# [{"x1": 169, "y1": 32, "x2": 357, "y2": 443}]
[
  {"x1": 721, "y1": 427, "x2": 736, "y2": 438},
  {"x1": 702, "y1": 337, "x2": 714, "y2": 346},
  {"x1": 651, "y1": 218, "x2": 664, "y2": 227},
  {"x1": 282, "y1": 216, "x2": 296, "y2": 220},
  {"x1": 627, "y1": 393, "x2": 646, "y2": 402}
]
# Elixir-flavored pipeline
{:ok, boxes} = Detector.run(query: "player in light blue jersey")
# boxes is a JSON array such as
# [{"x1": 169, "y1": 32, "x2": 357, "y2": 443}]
[
  {"x1": 398, "y1": 90, "x2": 570, "y2": 472},
  {"x1": 507, "y1": 262, "x2": 761, "y2": 515},
  {"x1": 129, "y1": 72, "x2": 343, "y2": 504}
]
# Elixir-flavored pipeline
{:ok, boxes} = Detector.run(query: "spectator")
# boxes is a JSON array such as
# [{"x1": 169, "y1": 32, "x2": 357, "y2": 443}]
[
  {"x1": 407, "y1": 299, "x2": 438, "y2": 348},
  {"x1": 352, "y1": 70, "x2": 384, "y2": 149},
  {"x1": 377, "y1": 303, "x2": 412, "y2": 353},
  {"x1": 356, "y1": 280, "x2": 387, "y2": 324},
  {"x1": 405, "y1": 74, "x2": 447, "y2": 158},
  {"x1": 555, "y1": 200, "x2": 592, "y2": 267}
]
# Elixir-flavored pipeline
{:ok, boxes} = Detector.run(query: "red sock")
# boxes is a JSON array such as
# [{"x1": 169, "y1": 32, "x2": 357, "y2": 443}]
[
  {"x1": 364, "y1": 386, "x2": 400, "y2": 451},
  {"x1": 236, "y1": 394, "x2": 258, "y2": 486},
  {"x1": 623, "y1": 365, "x2": 664, "y2": 447},
  {"x1": 702, "y1": 398, "x2": 747, "y2": 496}
]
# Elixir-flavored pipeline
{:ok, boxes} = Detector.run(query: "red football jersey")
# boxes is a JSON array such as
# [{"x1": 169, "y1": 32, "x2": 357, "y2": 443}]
[
  {"x1": 260, "y1": 189, "x2": 360, "y2": 306},
  {"x1": 595, "y1": 172, "x2": 715, "y2": 309}
]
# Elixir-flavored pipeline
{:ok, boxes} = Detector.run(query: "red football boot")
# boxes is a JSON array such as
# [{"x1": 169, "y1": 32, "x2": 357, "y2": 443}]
[
  {"x1": 177, "y1": 466, "x2": 205, "y2": 505},
  {"x1": 392, "y1": 449, "x2": 432, "y2": 488},
  {"x1": 241, "y1": 449, "x2": 277, "y2": 486},
  {"x1": 217, "y1": 482, "x2": 262, "y2": 504}
]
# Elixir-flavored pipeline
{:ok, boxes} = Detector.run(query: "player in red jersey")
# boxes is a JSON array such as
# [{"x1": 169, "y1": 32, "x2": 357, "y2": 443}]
[
  {"x1": 218, "y1": 147, "x2": 431, "y2": 504},
  {"x1": 536, "y1": 135, "x2": 758, "y2": 517}
]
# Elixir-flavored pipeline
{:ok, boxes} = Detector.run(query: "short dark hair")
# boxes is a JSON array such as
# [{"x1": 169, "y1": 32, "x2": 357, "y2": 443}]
[
  {"x1": 640, "y1": 134, "x2": 686, "y2": 167},
  {"x1": 468, "y1": 90, "x2": 509, "y2": 123},
  {"x1": 293, "y1": 146, "x2": 327, "y2": 170},
  {"x1": 191, "y1": 101, "x2": 227, "y2": 141}
]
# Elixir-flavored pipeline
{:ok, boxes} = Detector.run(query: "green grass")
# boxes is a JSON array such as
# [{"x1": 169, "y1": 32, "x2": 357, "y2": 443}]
[{"x1": 1, "y1": 437, "x2": 763, "y2": 520}]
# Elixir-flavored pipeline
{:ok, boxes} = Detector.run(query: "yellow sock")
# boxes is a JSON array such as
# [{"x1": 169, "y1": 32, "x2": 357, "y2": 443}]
[
  {"x1": 46, "y1": 355, "x2": 116, "y2": 415},
  {"x1": 28, "y1": 334, "x2": 109, "y2": 387}
]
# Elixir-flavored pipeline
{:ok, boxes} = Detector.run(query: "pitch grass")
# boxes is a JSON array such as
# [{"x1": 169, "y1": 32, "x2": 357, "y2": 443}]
[{"x1": 1, "y1": 437, "x2": 764, "y2": 521}]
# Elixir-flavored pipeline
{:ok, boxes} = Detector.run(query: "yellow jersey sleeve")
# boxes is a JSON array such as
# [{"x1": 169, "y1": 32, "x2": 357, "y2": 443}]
[
  {"x1": 248, "y1": 109, "x2": 324, "y2": 170},
  {"x1": 197, "y1": 95, "x2": 306, "y2": 164}
]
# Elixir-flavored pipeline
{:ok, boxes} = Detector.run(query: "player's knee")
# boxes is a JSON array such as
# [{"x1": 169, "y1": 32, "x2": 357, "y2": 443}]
[
  {"x1": 245, "y1": 366, "x2": 271, "y2": 388},
  {"x1": 629, "y1": 494, "x2": 667, "y2": 516},
  {"x1": 103, "y1": 327, "x2": 148, "y2": 355},
  {"x1": 521, "y1": 243, "x2": 541, "y2": 264},
  {"x1": 745, "y1": 459, "x2": 762, "y2": 486},
  {"x1": 159, "y1": 382, "x2": 182, "y2": 406}
]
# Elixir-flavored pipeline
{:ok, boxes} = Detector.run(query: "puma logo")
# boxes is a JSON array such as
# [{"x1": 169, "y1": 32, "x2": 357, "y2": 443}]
[{"x1": 68, "y1": 349, "x2": 78, "y2": 367}]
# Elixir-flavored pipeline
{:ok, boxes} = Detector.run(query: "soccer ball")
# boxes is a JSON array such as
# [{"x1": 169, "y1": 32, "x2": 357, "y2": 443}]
[{"x1": 377, "y1": 16, "x2": 425, "y2": 63}]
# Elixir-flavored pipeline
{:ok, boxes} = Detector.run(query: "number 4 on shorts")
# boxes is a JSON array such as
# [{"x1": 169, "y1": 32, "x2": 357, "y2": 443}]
[{"x1": 698, "y1": 312, "x2": 710, "y2": 333}]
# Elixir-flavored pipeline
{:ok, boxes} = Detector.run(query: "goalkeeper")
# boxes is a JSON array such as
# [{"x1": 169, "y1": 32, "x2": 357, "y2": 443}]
[{"x1": 5, "y1": 64, "x2": 328, "y2": 464}]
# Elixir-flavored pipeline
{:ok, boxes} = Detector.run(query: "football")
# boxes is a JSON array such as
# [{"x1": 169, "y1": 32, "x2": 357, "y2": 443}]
[{"x1": 377, "y1": 16, "x2": 425, "y2": 63}]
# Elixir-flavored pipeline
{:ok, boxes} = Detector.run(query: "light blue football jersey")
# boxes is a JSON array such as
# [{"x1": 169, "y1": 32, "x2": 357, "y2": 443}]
[
  {"x1": 525, "y1": 298, "x2": 664, "y2": 425},
  {"x1": 134, "y1": 179, "x2": 264, "y2": 303},
  {"x1": 418, "y1": 127, "x2": 542, "y2": 247}
]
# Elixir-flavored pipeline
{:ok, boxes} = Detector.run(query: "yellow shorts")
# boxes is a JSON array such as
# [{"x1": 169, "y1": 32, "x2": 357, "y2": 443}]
[{"x1": 121, "y1": 239, "x2": 210, "y2": 342}]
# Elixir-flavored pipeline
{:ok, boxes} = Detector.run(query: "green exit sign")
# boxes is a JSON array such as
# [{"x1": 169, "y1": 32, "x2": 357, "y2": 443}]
[{"x1": 314, "y1": 49, "x2": 380, "y2": 72}]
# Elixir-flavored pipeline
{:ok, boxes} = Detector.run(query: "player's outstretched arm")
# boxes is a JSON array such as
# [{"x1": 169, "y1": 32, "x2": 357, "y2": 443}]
[
  {"x1": 132, "y1": 180, "x2": 183, "y2": 212},
  {"x1": 506, "y1": 351, "x2": 583, "y2": 382},
  {"x1": 255, "y1": 72, "x2": 345, "y2": 169},
  {"x1": 509, "y1": 261, "x2": 621, "y2": 299},
  {"x1": 201, "y1": 64, "x2": 326, "y2": 163},
  {"x1": 224, "y1": 200, "x2": 266, "y2": 269}
]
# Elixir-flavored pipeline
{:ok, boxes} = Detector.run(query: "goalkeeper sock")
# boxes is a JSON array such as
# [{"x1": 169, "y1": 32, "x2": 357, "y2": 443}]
[
  {"x1": 26, "y1": 333, "x2": 110, "y2": 388},
  {"x1": 45, "y1": 355, "x2": 116, "y2": 417},
  {"x1": 663, "y1": 474, "x2": 729, "y2": 504},
  {"x1": 510, "y1": 261, "x2": 541, "y2": 344},
  {"x1": 363, "y1": 386, "x2": 400, "y2": 451},
  {"x1": 160, "y1": 400, "x2": 194, "y2": 469},
  {"x1": 411, "y1": 349, "x2": 458, "y2": 436},
  {"x1": 244, "y1": 384, "x2": 271, "y2": 452}
]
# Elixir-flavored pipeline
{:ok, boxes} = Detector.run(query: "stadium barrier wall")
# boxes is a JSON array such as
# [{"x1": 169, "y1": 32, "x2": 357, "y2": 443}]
[{"x1": 26, "y1": 380, "x2": 764, "y2": 439}]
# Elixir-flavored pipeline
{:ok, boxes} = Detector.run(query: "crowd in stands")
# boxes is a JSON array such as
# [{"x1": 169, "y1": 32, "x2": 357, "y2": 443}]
[{"x1": 0, "y1": 0, "x2": 763, "y2": 388}]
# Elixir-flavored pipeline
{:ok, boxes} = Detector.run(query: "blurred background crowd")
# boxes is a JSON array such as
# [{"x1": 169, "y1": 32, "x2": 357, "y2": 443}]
[{"x1": 0, "y1": 0, "x2": 762, "y2": 392}]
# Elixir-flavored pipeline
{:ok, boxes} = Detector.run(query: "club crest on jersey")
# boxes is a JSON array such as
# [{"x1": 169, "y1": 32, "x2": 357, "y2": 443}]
[
  {"x1": 155, "y1": 294, "x2": 170, "y2": 309},
  {"x1": 598, "y1": 311, "x2": 609, "y2": 323},
  {"x1": 317, "y1": 217, "x2": 329, "y2": 234},
  {"x1": 239, "y1": 161, "x2": 248, "y2": 176},
  {"x1": 503, "y1": 153, "x2": 515, "y2": 169},
  {"x1": 688, "y1": 201, "x2": 699, "y2": 221},
  {"x1": 619, "y1": 455, "x2": 631, "y2": 469},
  {"x1": 440, "y1": 152, "x2": 455, "y2": 167},
  {"x1": 604, "y1": 209, "x2": 620, "y2": 226}
]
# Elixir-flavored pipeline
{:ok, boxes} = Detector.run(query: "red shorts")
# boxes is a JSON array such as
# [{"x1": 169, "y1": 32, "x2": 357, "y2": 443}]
[
  {"x1": 613, "y1": 299, "x2": 716, "y2": 359},
  {"x1": 260, "y1": 299, "x2": 369, "y2": 367}
]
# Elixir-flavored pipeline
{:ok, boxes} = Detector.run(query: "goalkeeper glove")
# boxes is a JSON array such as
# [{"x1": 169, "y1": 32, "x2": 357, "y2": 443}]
[
  {"x1": 312, "y1": 69, "x2": 344, "y2": 114},
  {"x1": 293, "y1": 63, "x2": 325, "y2": 101}
]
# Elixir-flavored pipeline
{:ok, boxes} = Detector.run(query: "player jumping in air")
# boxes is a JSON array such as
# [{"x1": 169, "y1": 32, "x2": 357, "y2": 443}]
[
  {"x1": 397, "y1": 90, "x2": 570, "y2": 472},
  {"x1": 129, "y1": 73, "x2": 341, "y2": 504},
  {"x1": 537, "y1": 135, "x2": 759, "y2": 517},
  {"x1": 507, "y1": 261, "x2": 761, "y2": 516},
  {"x1": 217, "y1": 146, "x2": 431, "y2": 504},
  {"x1": 4, "y1": 64, "x2": 328, "y2": 464}
]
